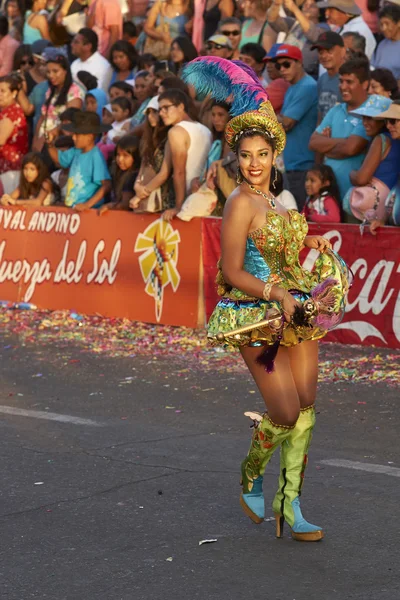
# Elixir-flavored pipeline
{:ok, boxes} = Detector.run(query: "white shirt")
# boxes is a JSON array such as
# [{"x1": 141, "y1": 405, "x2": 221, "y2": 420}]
[
  {"x1": 71, "y1": 51, "x2": 113, "y2": 93},
  {"x1": 340, "y1": 16, "x2": 376, "y2": 59},
  {"x1": 175, "y1": 121, "x2": 212, "y2": 193}
]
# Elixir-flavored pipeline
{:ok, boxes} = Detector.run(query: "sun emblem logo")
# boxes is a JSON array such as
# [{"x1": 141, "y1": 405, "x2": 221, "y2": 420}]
[{"x1": 134, "y1": 218, "x2": 181, "y2": 321}]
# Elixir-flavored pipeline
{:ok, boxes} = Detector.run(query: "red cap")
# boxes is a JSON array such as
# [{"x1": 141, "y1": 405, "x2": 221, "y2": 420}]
[{"x1": 273, "y1": 44, "x2": 303, "y2": 62}]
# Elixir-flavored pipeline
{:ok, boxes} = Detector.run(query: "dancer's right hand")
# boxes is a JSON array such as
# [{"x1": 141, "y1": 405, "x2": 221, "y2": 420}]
[{"x1": 281, "y1": 290, "x2": 300, "y2": 323}]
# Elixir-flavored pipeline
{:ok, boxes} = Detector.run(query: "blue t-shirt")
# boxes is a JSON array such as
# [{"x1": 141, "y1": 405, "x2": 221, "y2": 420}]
[
  {"x1": 58, "y1": 146, "x2": 111, "y2": 208},
  {"x1": 317, "y1": 72, "x2": 341, "y2": 120},
  {"x1": 372, "y1": 39, "x2": 400, "y2": 81},
  {"x1": 316, "y1": 102, "x2": 370, "y2": 201},
  {"x1": 281, "y1": 74, "x2": 318, "y2": 171}
]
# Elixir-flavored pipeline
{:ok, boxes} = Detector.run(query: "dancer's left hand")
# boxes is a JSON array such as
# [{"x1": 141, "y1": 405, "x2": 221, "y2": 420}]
[{"x1": 304, "y1": 235, "x2": 332, "y2": 253}]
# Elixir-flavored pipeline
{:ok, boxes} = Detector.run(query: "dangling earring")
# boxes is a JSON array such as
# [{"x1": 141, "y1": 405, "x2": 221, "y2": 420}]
[
  {"x1": 236, "y1": 168, "x2": 243, "y2": 184},
  {"x1": 271, "y1": 166, "x2": 278, "y2": 189}
]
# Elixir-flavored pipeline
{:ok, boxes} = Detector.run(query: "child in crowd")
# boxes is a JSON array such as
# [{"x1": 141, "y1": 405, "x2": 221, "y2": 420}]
[
  {"x1": 86, "y1": 89, "x2": 108, "y2": 118},
  {"x1": 0, "y1": 152, "x2": 55, "y2": 207},
  {"x1": 51, "y1": 136, "x2": 75, "y2": 204},
  {"x1": 102, "y1": 105, "x2": 114, "y2": 126},
  {"x1": 303, "y1": 164, "x2": 341, "y2": 223},
  {"x1": 109, "y1": 81, "x2": 135, "y2": 104},
  {"x1": 130, "y1": 70, "x2": 154, "y2": 127},
  {"x1": 108, "y1": 97, "x2": 132, "y2": 142},
  {"x1": 99, "y1": 136, "x2": 140, "y2": 214},
  {"x1": 46, "y1": 111, "x2": 111, "y2": 211}
]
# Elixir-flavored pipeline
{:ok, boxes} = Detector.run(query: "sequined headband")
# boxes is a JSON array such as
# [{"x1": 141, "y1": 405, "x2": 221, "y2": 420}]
[{"x1": 233, "y1": 127, "x2": 276, "y2": 146}]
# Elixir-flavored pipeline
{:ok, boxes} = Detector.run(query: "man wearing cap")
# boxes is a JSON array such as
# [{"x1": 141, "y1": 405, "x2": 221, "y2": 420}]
[
  {"x1": 317, "y1": 0, "x2": 376, "y2": 58},
  {"x1": 0, "y1": 16, "x2": 19, "y2": 77},
  {"x1": 205, "y1": 34, "x2": 233, "y2": 59},
  {"x1": 71, "y1": 28, "x2": 113, "y2": 94},
  {"x1": 274, "y1": 44, "x2": 318, "y2": 210},
  {"x1": 262, "y1": 44, "x2": 290, "y2": 113},
  {"x1": 309, "y1": 56, "x2": 370, "y2": 212},
  {"x1": 311, "y1": 31, "x2": 347, "y2": 121}
]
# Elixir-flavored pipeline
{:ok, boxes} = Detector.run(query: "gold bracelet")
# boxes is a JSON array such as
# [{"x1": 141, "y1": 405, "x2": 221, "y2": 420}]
[{"x1": 262, "y1": 281, "x2": 273, "y2": 301}]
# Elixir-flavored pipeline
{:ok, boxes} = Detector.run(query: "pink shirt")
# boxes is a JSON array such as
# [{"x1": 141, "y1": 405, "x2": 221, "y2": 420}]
[
  {"x1": 89, "y1": 0, "x2": 122, "y2": 56},
  {"x1": 0, "y1": 35, "x2": 20, "y2": 77}
]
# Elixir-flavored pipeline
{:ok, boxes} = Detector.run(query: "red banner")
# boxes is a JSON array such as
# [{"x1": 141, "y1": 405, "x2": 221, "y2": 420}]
[
  {"x1": 201, "y1": 217, "x2": 400, "y2": 349},
  {"x1": 0, "y1": 207, "x2": 202, "y2": 327}
]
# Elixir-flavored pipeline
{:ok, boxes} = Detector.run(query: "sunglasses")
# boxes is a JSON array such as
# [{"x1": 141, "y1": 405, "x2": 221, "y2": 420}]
[
  {"x1": 385, "y1": 118, "x2": 400, "y2": 125},
  {"x1": 20, "y1": 59, "x2": 33, "y2": 66},
  {"x1": 275, "y1": 60, "x2": 294, "y2": 71},
  {"x1": 221, "y1": 29, "x2": 241, "y2": 36},
  {"x1": 206, "y1": 42, "x2": 227, "y2": 50}
]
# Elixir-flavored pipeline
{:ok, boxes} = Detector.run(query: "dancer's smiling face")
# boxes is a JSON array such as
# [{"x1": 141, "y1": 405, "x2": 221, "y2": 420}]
[{"x1": 237, "y1": 134, "x2": 275, "y2": 188}]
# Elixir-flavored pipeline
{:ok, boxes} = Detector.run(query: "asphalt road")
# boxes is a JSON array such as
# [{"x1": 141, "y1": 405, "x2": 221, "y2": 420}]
[{"x1": 0, "y1": 334, "x2": 399, "y2": 600}]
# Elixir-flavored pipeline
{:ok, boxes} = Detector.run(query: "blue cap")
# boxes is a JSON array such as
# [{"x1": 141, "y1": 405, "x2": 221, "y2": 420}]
[
  {"x1": 350, "y1": 94, "x2": 393, "y2": 118},
  {"x1": 263, "y1": 43, "x2": 283, "y2": 62}
]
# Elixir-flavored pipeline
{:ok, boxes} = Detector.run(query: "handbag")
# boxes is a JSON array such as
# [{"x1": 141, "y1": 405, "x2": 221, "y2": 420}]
[
  {"x1": 135, "y1": 164, "x2": 163, "y2": 213},
  {"x1": 345, "y1": 177, "x2": 390, "y2": 223},
  {"x1": 143, "y1": 2, "x2": 171, "y2": 60}
]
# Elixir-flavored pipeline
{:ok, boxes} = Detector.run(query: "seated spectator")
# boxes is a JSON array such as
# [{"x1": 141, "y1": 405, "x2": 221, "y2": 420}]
[
  {"x1": 109, "y1": 40, "x2": 138, "y2": 84},
  {"x1": 309, "y1": 57, "x2": 370, "y2": 217},
  {"x1": 303, "y1": 164, "x2": 341, "y2": 222},
  {"x1": 368, "y1": 68, "x2": 400, "y2": 100},
  {"x1": 0, "y1": 15, "x2": 20, "y2": 77},
  {"x1": 240, "y1": 0, "x2": 272, "y2": 51},
  {"x1": 46, "y1": 110, "x2": 111, "y2": 210},
  {"x1": 132, "y1": 89, "x2": 212, "y2": 221},
  {"x1": 102, "y1": 104, "x2": 113, "y2": 127},
  {"x1": 137, "y1": 53, "x2": 157, "y2": 72},
  {"x1": 342, "y1": 31, "x2": 366, "y2": 57},
  {"x1": 239, "y1": 43, "x2": 269, "y2": 87},
  {"x1": 205, "y1": 34, "x2": 233, "y2": 58},
  {"x1": 0, "y1": 151, "x2": 54, "y2": 206},
  {"x1": 0, "y1": 75, "x2": 29, "y2": 193},
  {"x1": 70, "y1": 28, "x2": 113, "y2": 93},
  {"x1": 311, "y1": 32, "x2": 346, "y2": 121},
  {"x1": 372, "y1": 5, "x2": 400, "y2": 81},
  {"x1": 267, "y1": 0, "x2": 329, "y2": 79},
  {"x1": 344, "y1": 95, "x2": 400, "y2": 222},
  {"x1": 370, "y1": 100, "x2": 400, "y2": 230},
  {"x1": 85, "y1": 88, "x2": 108, "y2": 117},
  {"x1": 218, "y1": 17, "x2": 242, "y2": 59},
  {"x1": 316, "y1": 0, "x2": 376, "y2": 59},
  {"x1": 23, "y1": 0, "x2": 50, "y2": 44},
  {"x1": 170, "y1": 36, "x2": 198, "y2": 74},
  {"x1": 130, "y1": 70, "x2": 154, "y2": 127},
  {"x1": 144, "y1": 0, "x2": 192, "y2": 59},
  {"x1": 130, "y1": 96, "x2": 173, "y2": 213},
  {"x1": 109, "y1": 81, "x2": 135, "y2": 103},
  {"x1": 203, "y1": 0, "x2": 234, "y2": 41},
  {"x1": 275, "y1": 45, "x2": 318, "y2": 210},
  {"x1": 33, "y1": 49, "x2": 84, "y2": 153},
  {"x1": 4, "y1": 0, "x2": 24, "y2": 42},
  {"x1": 123, "y1": 21, "x2": 138, "y2": 47},
  {"x1": 87, "y1": 0, "x2": 122, "y2": 58},
  {"x1": 263, "y1": 44, "x2": 290, "y2": 113},
  {"x1": 100, "y1": 135, "x2": 140, "y2": 213}
]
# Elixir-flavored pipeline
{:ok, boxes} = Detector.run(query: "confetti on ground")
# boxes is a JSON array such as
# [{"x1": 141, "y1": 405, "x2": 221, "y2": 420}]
[{"x1": 0, "y1": 308, "x2": 399, "y2": 386}]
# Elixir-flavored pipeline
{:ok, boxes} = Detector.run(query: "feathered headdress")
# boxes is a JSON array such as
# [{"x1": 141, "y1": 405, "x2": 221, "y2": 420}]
[{"x1": 182, "y1": 57, "x2": 286, "y2": 154}]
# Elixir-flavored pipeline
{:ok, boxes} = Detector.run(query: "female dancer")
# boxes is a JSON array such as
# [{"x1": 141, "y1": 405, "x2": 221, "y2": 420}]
[{"x1": 183, "y1": 57, "x2": 350, "y2": 542}]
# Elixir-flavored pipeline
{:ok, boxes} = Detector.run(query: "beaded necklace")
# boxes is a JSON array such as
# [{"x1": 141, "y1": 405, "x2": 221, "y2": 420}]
[{"x1": 247, "y1": 183, "x2": 276, "y2": 209}]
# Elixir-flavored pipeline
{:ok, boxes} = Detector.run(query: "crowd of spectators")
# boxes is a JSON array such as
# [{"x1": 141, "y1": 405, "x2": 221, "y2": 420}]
[{"x1": 0, "y1": 0, "x2": 399, "y2": 230}]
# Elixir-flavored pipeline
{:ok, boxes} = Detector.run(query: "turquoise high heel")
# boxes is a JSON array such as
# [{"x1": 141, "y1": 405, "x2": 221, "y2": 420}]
[
  {"x1": 275, "y1": 496, "x2": 323, "y2": 542},
  {"x1": 240, "y1": 475, "x2": 264, "y2": 524}
]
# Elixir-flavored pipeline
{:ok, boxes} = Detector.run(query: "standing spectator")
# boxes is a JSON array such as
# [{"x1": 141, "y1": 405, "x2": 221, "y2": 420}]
[
  {"x1": 311, "y1": 31, "x2": 346, "y2": 120},
  {"x1": 24, "y1": 40, "x2": 49, "y2": 95},
  {"x1": 144, "y1": 0, "x2": 192, "y2": 53},
  {"x1": 239, "y1": 43, "x2": 269, "y2": 87},
  {"x1": 0, "y1": 16, "x2": 20, "y2": 77},
  {"x1": 33, "y1": 50, "x2": 84, "y2": 152},
  {"x1": 316, "y1": 0, "x2": 376, "y2": 59},
  {"x1": 275, "y1": 45, "x2": 318, "y2": 210},
  {"x1": 267, "y1": 0, "x2": 329, "y2": 79},
  {"x1": 137, "y1": 89, "x2": 212, "y2": 221},
  {"x1": 240, "y1": 0, "x2": 272, "y2": 51},
  {"x1": 4, "y1": 0, "x2": 24, "y2": 41},
  {"x1": 203, "y1": 0, "x2": 234, "y2": 41},
  {"x1": 369, "y1": 68, "x2": 400, "y2": 99},
  {"x1": 342, "y1": 31, "x2": 366, "y2": 57},
  {"x1": 170, "y1": 36, "x2": 198, "y2": 73},
  {"x1": 122, "y1": 21, "x2": 138, "y2": 47},
  {"x1": 109, "y1": 40, "x2": 138, "y2": 84},
  {"x1": 23, "y1": 0, "x2": 51, "y2": 44},
  {"x1": 70, "y1": 28, "x2": 113, "y2": 93},
  {"x1": 0, "y1": 75, "x2": 28, "y2": 193},
  {"x1": 87, "y1": 0, "x2": 122, "y2": 58},
  {"x1": 309, "y1": 57, "x2": 370, "y2": 211},
  {"x1": 262, "y1": 43, "x2": 290, "y2": 113},
  {"x1": 218, "y1": 17, "x2": 242, "y2": 59},
  {"x1": 205, "y1": 34, "x2": 233, "y2": 58},
  {"x1": 372, "y1": 6, "x2": 400, "y2": 81}
]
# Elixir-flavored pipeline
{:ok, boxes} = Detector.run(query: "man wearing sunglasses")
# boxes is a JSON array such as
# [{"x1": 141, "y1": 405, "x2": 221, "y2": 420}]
[
  {"x1": 205, "y1": 34, "x2": 233, "y2": 59},
  {"x1": 217, "y1": 17, "x2": 242, "y2": 59},
  {"x1": 274, "y1": 44, "x2": 318, "y2": 211}
]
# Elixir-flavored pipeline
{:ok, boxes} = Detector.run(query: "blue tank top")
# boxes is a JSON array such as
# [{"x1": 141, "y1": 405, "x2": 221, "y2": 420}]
[
  {"x1": 374, "y1": 133, "x2": 400, "y2": 190},
  {"x1": 156, "y1": 12, "x2": 188, "y2": 39},
  {"x1": 23, "y1": 11, "x2": 44, "y2": 44}
]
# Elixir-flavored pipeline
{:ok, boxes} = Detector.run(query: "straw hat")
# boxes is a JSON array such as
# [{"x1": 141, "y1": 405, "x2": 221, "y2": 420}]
[
  {"x1": 316, "y1": 0, "x2": 361, "y2": 16},
  {"x1": 375, "y1": 101, "x2": 400, "y2": 120}
]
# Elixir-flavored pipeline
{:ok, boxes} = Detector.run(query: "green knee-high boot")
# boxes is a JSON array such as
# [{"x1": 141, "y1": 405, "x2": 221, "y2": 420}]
[
  {"x1": 240, "y1": 411, "x2": 294, "y2": 524},
  {"x1": 272, "y1": 405, "x2": 323, "y2": 542}
]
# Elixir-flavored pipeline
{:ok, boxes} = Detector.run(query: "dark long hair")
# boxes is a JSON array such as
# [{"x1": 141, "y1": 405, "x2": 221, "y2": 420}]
[
  {"x1": 113, "y1": 136, "x2": 140, "y2": 204},
  {"x1": 45, "y1": 55, "x2": 73, "y2": 108},
  {"x1": 110, "y1": 40, "x2": 138, "y2": 72},
  {"x1": 210, "y1": 100, "x2": 230, "y2": 141},
  {"x1": 304, "y1": 164, "x2": 343, "y2": 219},
  {"x1": 19, "y1": 152, "x2": 50, "y2": 199},
  {"x1": 171, "y1": 35, "x2": 198, "y2": 67},
  {"x1": 12, "y1": 44, "x2": 32, "y2": 71},
  {"x1": 140, "y1": 110, "x2": 169, "y2": 168}
]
